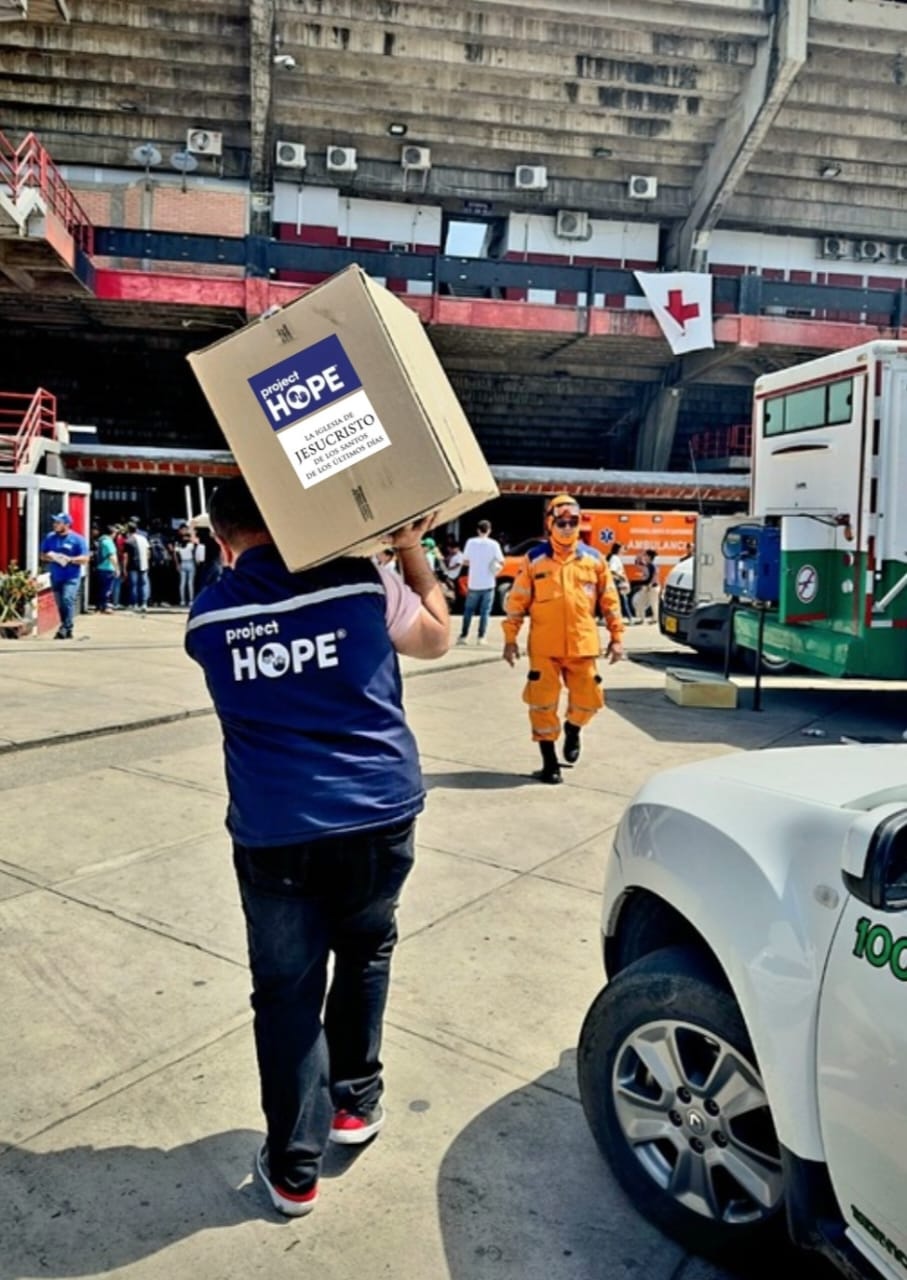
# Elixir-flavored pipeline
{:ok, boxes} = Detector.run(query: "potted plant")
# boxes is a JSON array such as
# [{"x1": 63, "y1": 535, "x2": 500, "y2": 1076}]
[{"x1": 0, "y1": 562, "x2": 38, "y2": 638}]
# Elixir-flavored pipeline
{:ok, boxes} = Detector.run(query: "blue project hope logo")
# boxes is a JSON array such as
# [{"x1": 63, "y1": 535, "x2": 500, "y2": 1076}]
[{"x1": 248, "y1": 334, "x2": 362, "y2": 430}]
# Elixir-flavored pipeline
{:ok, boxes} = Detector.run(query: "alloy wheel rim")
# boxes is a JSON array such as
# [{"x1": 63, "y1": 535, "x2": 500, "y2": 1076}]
[{"x1": 611, "y1": 1018, "x2": 783, "y2": 1225}]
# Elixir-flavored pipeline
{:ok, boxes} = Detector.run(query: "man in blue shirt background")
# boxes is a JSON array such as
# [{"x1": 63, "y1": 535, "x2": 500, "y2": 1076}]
[
  {"x1": 40, "y1": 511, "x2": 89, "y2": 639},
  {"x1": 185, "y1": 478, "x2": 449, "y2": 1218}
]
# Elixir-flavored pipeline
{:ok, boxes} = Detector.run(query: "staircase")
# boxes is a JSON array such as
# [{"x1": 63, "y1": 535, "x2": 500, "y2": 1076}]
[
  {"x1": 0, "y1": 388, "x2": 59, "y2": 473},
  {"x1": 0, "y1": 131, "x2": 93, "y2": 257}
]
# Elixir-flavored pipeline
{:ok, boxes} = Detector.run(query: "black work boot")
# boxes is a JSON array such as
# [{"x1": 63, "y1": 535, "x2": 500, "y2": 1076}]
[
  {"x1": 563, "y1": 722, "x2": 582, "y2": 765},
  {"x1": 533, "y1": 740, "x2": 562, "y2": 785}
]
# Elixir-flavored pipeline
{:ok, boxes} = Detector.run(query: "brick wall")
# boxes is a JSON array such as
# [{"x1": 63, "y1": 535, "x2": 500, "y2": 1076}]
[
  {"x1": 69, "y1": 178, "x2": 247, "y2": 236},
  {"x1": 150, "y1": 187, "x2": 246, "y2": 236},
  {"x1": 70, "y1": 179, "x2": 247, "y2": 275},
  {"x1": 73, "y1": 190, "x2": 112, "y2": 224}
]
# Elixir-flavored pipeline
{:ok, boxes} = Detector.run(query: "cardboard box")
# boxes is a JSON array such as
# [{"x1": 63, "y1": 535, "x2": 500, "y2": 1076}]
[
  {"x1": 665, "y1": 667, "x2": 738, "y2": 709},
  {"x1": 188, "y1": 266, "x2": 498, "y2": 569}
]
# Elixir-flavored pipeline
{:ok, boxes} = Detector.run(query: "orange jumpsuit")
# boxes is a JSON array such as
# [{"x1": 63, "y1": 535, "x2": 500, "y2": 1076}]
[{"x1": 502, "y1": 541, "x2": 625, "y2": 742}]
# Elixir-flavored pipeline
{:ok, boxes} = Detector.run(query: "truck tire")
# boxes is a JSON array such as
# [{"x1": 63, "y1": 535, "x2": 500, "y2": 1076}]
[
  {"x1": 690, "y1": 644, "x2": 792, "y2": 675},
  {"x1": 577, "y1": 946, "x2": 785, "y2": 1262},
  {"x1": 737, "y1": 647, "x2": 792, "y2": 675},
  {"x1": 756, "y1": 650, "x2": 792, "y2": 674}
]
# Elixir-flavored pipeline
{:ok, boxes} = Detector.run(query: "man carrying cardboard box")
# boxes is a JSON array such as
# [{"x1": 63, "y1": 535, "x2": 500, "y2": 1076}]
[{"x1": 184, "y1": 477, "x2": 449, "y2": 1218}]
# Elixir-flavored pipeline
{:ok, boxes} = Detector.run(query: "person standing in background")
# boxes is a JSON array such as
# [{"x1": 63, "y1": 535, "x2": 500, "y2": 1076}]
[
  {"x1": 632, "y1": 548, "x2": 659, "y2": 624},
  {"x1": 373, "y1": 547, "x2": 399, "y2": 574},
  {"x1": 88, "y1": 523, "x2": 101, "y2": 608},
  {"x1": 607, "y1": 541, "x2": 634, "y2": 623},
  {"x1": 125, "y1": 521, "x2": 150, "y2": 612},
  {"x1": 457, "y1": 519, "x2": 504, "y2": 646},
  {"x1": 95, "y1": 524, "x2": 120, "y2": 614},
  {"x1": 112, "y1": 523, "x2": 128, "y2": 608},
  {"x1": 194, "y1": 527, "x2": 223, "y2": 591},
  {"x1": 40, "y1": 512, "x2": 89, "y2": 639},
  {"x1": 148, "y1": 524, "x2": 171, "y2": 606},
  {"x1": 174, "y1": 528, "x2": 200, "y2": 607}
]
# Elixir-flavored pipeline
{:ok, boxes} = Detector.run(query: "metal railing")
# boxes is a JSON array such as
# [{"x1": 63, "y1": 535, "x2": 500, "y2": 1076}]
[
  {"x1": 0, "y1": 388, "x2": 59, "y2": 472},
  {"x1": 690, "y1": 424, "x2": 752, "y2": 461},
  {"x1": 0, "y1": 131, "x2": 15, "y2": 202},
  {"x1": 0, "y1": 130, "x2": 94, "y2": 253}
]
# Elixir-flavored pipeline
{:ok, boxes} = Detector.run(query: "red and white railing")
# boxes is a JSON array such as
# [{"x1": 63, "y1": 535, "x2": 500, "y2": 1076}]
[
  {"x1": 0, "y1": 130, "x2": 94, "y2": 254},
  {"x1": 0, "y1": 387, "x2": 59, "y2": 473}
]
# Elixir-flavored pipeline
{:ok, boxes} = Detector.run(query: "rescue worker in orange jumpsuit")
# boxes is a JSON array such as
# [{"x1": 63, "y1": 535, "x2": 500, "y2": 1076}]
[{"x1": 502, "y1": 494, "x2": 625, "y2": 784}]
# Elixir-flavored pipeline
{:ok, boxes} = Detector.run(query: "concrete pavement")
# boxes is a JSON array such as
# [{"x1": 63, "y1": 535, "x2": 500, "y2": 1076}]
[{"x1": 1, "y1": 607, "x2": 904, "y2": 1280}]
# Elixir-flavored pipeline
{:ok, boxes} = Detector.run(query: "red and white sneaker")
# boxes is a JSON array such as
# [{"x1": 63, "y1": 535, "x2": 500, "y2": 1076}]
[
  {"x1": 329, "y1": 1105, "x2": 386, "y2": 1145},
  {"x1": 256, "y1": 1145, "x2": 318, "y2": 1217}
]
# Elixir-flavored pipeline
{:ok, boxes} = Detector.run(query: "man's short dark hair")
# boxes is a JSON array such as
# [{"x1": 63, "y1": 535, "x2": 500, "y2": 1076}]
[
  {"x1": 209, "y1": 477, "x2": 270, "y2": 545},
  {"x1": 477, "y1": 519, "x2": 491, "y2": 534}
]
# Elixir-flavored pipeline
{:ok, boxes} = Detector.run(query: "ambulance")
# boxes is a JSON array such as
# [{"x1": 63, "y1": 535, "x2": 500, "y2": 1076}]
[{"x1": 493, "y1": 509, "x2": 697, "y2": 614}]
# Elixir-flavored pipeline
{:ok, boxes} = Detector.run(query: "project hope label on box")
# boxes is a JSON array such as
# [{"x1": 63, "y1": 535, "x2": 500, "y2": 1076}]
[{"x1": 248, "y1": 334, "x2": 391, "y2": 490}]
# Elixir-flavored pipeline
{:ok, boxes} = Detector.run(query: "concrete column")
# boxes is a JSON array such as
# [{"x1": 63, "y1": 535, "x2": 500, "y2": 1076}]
[
  {"x1": 249, "y1": 0, "x2": 276, "y2": 239},
  {"x1": 668, "y1": 0, "x2": 808, "y2": 270},
  {"x1": 635, "y1": 385, "x2": 684, "y2": 471}
]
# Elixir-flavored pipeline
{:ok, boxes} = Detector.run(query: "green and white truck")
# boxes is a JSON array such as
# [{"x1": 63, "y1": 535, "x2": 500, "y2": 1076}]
[{"x1": 661, "y1": 340, "x2": 907, "y2": 678}]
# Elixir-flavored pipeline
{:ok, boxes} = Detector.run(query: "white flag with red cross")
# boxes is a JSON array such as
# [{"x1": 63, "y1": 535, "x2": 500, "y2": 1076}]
[{"x1": 633, "y1": 271, "x2": 715, "y2": 355}]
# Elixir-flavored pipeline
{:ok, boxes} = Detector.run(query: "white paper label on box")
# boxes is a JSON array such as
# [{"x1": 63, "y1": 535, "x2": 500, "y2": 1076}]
[
  {"x1": 274, "y1": 387, "x2": 391, "y2": 489},
  {"x1": 247, "y1": 333, "x2": 390, "y2": 490}
]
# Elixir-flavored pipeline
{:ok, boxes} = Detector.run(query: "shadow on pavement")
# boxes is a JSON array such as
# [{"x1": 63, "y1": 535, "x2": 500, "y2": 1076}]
[
  {"x1": 627, "y1": 649, "x2": 761, "y2": 678},
  {"x1": 0, "y1": 1129, "x2": 265, "y2": 1277},
  {"x1": 437, "y1": 1049, "x2": 687, "y2": 1280},
  {"x1": 423, "y1": 769, "x2": 539, "y2": 791},
  {"x1": 607, "y1": 681, "x2": 907, "y2": 749}
]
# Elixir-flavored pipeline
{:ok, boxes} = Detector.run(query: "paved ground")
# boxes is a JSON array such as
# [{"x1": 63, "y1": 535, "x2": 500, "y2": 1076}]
[{"x1": 2, "y1": 607, "x2": 904, "y2": 1280}]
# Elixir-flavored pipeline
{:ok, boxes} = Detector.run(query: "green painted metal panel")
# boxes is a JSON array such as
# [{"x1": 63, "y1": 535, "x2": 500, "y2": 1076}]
[{"x1": 778, "y1": 548, "x2": 838, "y2": 624}]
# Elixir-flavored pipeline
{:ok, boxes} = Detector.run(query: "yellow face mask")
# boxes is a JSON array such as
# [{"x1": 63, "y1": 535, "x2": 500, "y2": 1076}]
[{"x1": 546, "y1": 498, "x2": 582, "y2": 550}]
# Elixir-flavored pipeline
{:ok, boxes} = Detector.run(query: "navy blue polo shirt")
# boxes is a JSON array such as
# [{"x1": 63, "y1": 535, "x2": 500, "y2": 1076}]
[{"x1": 185, "y1": 544, "x2": 424, "y2": 846}]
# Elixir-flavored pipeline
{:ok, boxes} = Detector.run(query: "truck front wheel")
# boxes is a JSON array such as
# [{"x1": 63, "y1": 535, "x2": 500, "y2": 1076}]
[{"x1": 577, "y1": 947, "x2": 785, "y2": 1261}]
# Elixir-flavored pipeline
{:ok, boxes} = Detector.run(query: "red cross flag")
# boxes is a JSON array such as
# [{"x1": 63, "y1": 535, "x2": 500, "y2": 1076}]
[{"x1": 633, "y1": 271, "x2": 715, "y2": 356}]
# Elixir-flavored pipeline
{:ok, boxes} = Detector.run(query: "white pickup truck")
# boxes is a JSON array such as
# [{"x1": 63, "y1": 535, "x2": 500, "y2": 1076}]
[{"x1": 578, "y1": 745, "x2": 907, "y2": 1277}]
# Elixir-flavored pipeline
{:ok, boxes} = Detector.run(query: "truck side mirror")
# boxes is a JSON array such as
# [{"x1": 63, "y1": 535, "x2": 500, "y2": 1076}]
[{"x1": 842, "y1": 808, "x2": 907, "y2": 912}]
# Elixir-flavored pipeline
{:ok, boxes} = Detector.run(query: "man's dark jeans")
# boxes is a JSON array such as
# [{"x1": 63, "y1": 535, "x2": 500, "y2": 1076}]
[
  {"x1": 52, "y1": 577, "x2": 80, "y2": 634},
  {"x1": 233, "y1": 820, "x2": 415, "y2": 1194}
]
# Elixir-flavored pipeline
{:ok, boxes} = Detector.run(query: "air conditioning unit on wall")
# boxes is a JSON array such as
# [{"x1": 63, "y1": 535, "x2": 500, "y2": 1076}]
[
  {"x1": 401, "y1": 145, "x2": 431, "y2": 171},
  {"x1": 555, "y1": 210, "x2": 590, "y2": 240},
  {"x1": 894, "y1": 243, "x2": 907, "y2": 265},
  {"x1": 326, "y1": 146, "x2": 357, "y2": 173},
  {"x1": 819, "y1": 235, "x2": 849, "y2": 259},
  {"x1": 186, "y1": 128, "x2": 223, "y2": 157},
  {"x1": 855, "y1": 239, "x2": 884, "y2": 261},
  {"x1": 275, "y1": 141, "x2": 306, "y2": 168},
  {"x1": 628, "y1": 175, "x2": 657, "y2": 199},
  {"x1": 514, "y1": 164, "x2": 548, "y2": 190}
]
